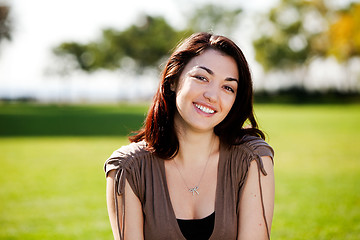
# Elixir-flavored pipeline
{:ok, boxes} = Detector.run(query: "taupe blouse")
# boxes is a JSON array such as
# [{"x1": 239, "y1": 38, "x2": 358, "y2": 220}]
[{"x1": 104, "y1": 135, "x2": 274, "y2": 240}]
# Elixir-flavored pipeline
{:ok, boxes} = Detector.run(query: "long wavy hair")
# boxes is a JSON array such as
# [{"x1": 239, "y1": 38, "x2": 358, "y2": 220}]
[{"x1": 129, "y1": 32, "x2": 264, "y2": 159}]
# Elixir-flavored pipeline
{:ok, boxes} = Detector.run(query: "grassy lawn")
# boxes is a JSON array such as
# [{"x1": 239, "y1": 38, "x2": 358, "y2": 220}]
[
  {"x1": 256, "y1": 104, "x2": 360, "y2": 239},
  {"x1": 0, "y1": 103, "x2": 359, "y2": 239}
]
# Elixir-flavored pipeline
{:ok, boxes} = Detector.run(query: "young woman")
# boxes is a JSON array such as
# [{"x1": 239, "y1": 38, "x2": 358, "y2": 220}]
[{"x1": 105, "y1": 32, "x2": 274, "y2": 240}]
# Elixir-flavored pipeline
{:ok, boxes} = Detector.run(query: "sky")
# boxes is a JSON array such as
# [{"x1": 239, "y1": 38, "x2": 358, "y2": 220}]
[
  {"x1": 0, "y1": 0, "x2": 281, "y2": 102},
  {"x1": 0, "y1": 0, "x2": 357, "y2": 102}
]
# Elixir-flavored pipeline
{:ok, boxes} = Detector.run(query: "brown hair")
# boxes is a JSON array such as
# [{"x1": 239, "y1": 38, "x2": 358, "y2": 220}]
[{"x1": 130, "y1": 32, "x2": 264, "y2": 159}]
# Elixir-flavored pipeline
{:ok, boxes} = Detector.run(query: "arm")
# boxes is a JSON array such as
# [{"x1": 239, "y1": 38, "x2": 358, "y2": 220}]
[
  {"x1": 237, "y1": 156, "x2": 275, "y2": 240},
  {"x1": 106, "y1": 170, "x2": 144, "y2": 240}
]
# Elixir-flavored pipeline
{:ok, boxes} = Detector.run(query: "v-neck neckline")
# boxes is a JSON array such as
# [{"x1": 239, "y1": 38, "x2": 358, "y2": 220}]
[{"x1": 159, "y1": 142, "x2": 225, "y2": 240}]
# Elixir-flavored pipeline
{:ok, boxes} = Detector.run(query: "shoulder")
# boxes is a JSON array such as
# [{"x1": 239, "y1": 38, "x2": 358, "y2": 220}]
[
  {"x1": 232, "y1": 135, "x2": 274, "y2": 160},
  {"x1": 225, "y1": 135, "x2": 274, "y2": 184},
  {"x1": 104, "y1": 141, "x2": 152, "y2": 176}
]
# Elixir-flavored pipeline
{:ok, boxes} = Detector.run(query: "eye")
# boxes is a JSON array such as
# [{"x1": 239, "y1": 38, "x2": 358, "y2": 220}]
[
  {"x1": 194, "y1": 75, "x2": 208, "y2": 82},
  {"x1": 223, "y1": 85, "x2": 235, "y2": 93}
]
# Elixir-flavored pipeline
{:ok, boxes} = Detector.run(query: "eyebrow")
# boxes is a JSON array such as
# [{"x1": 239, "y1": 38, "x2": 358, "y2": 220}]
[{"x1": 197, "y1": 65, "x2": 239, "y2": 83}]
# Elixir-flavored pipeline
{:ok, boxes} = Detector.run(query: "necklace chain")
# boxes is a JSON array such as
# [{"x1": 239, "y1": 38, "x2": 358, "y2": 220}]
[{"x1": 172, "y1": 136, "x2": 215, "y2": 196}]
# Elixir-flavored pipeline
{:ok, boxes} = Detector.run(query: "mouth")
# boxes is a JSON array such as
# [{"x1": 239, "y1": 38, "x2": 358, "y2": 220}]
[{"x1": 194, "y1": 103, "x2": 216, "y2": 114}]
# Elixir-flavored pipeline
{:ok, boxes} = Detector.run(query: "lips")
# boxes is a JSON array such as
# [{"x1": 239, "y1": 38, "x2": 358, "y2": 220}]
[{"x1": 194, "y1": 103, "x2": 216, "y2": 114}]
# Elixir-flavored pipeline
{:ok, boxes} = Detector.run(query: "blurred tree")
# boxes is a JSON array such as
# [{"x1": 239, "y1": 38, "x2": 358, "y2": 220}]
[
  {"x1": 53, "y1": 15, "x2": 190, "y2": 73},
  {"x1": 52, "y1": 4, "x2": 243, "y2": 74},
  {"x1": 253, "y1": 0, "x2": 330, "y2": 72},
  {"x1": 0, "y1": 4, "x2": 11, "y2": 43},
  {"x1": 326, "y1": 3, "x2": 360, "y2": 91},
  {"x1": 327, "y1": 3, "x2": 360, "y2": 62},
  {"x1": 187, "y1": 4, "x2": 242, "y2": 36},
  {"x1": 253, "y1": 0, "x2": 360, "y2": 90}
]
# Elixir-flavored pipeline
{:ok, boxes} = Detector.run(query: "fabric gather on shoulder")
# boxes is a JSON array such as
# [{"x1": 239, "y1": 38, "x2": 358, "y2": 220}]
[
  {"x1": 229, "y1": 135, "x2": 274, "y2": 183},
  {"x1": 104, "y1": 140, "x2": 150, "y2": 197},
  {"x1": 240, "y1": 135, "x2": 274, "y2": 160},
  {"x1": 104, "y1": 140, "x2": 151, "y2": 240},
  {"x1": 231, "y1": 135, "x2": 274, "y2": 240}
]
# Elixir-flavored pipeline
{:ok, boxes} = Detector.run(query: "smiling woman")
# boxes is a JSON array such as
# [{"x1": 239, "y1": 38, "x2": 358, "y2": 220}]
[
  {"x1": 104, "y1": 32, "x2": 274, "y2": 240},
  {"x1": 173, "y1": 49, "x2": 238, "y2": 134}
]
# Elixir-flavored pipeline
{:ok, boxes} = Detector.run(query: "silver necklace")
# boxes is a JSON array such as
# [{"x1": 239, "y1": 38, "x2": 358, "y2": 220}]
[{"x1": 172, "y1": 137, "x2": 215, "y2": 196}]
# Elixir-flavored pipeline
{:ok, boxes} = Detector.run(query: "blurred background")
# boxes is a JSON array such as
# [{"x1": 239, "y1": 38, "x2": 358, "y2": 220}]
[
  {"x1": 0, "y1": 0, "x2": 359, "y2": 239},
  {"x1": 1, "y1": 0, "x2": 359, "y2": 103}
]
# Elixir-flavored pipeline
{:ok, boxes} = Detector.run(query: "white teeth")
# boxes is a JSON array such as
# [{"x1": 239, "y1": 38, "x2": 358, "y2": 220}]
[{"x1": 195, "y1": 104, "x2": 215, "y2": 114}]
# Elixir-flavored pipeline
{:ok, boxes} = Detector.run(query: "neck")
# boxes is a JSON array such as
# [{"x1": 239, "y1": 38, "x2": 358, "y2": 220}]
[{"x1": 175, "y1": 130, "x2": 219, "y2": 167}]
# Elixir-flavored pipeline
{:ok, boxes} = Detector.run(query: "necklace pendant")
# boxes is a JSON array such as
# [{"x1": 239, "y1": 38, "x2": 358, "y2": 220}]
[{"x1": 188, "y1": 186, "x2": 199, "y2": 196}]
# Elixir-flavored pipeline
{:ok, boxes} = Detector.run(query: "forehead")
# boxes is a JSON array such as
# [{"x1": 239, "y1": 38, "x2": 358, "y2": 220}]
[{"x1": 183, "y1": 49, "x2": 239, "y2": 78}]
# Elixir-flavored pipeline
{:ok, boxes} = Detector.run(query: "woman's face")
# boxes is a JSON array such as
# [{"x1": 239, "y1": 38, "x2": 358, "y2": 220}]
[{"x1": 173, "y1": 49, "x2": 239, "y2": 134}]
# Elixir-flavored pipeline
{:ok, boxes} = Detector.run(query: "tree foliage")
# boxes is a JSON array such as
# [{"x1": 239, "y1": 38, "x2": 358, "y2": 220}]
[
  {"x1": 0, "y1": 4, "x2": 11, "y2": 43},
  {"x1": 53, "y1": 15, "x2": 190, "y2": 73},
  {"x1": 187, "y1": 4, "x2": 242, "y2": 35},
  {"x1": 253, "y1": 0, "x2": 330, "y2": 71},
  {"x1": 52, "y1": 4, "x2": 243, "y2": 74},
  {"x1": 253, "y1": 0, "x2": 360, "y2": 72},
  {"x1": 327, "y1": 3, "x2": 360, "y2": 62}
]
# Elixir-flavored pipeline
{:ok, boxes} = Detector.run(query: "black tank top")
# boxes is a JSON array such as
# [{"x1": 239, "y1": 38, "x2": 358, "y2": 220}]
[{"x1": 176, "y1": 212, "x2": 215, "y2": 240}]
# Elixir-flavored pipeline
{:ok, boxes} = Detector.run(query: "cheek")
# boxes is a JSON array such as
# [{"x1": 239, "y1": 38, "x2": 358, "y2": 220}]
[
  {"x1": 174, "y1": 87, "x2": 190, "y2": 113},
  {"x1": 175, "y1": 80, "x2": 195, "y2": 101},
  {"x1": 175, "y1": 88, "x2": 186, "y2": 107},
  {"x1": 223, "y1": 95, "x2": 236, "y2": 112}
]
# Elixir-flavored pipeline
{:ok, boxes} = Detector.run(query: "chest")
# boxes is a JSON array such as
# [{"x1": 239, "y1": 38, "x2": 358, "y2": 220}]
[
  {"x1": 140, "y1": 147, "x2": 241, "y2": 239},
  {"x1": 164, "y1": 156, "x2": 219, "y2": 219}
]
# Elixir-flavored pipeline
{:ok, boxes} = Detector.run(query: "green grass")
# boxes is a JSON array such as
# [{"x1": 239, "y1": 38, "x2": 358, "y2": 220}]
[
  {"x1": 0, "y1": 136, "x2": 130, "y2": 239},
  {"x1": 256, "y1": 104, "x2": 360, "y2": 239},
  {"x1": 0, "y1": 103, "x2": 149, "y2": 136},
  {"x1": 0, "y1": 103, "x2": 359, "y2": 239}
]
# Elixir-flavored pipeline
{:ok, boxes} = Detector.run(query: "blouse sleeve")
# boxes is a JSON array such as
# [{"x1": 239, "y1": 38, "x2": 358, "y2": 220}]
[
  {"x1": 104, "y1": 141, "x2": 147, "y2": 240},
  {"x1": 230, "y1": 135, "x2": 275, "y2": 193},
  {"x1": 235, "y1": 135, "x2": 274, "y2": 240},
  {"x1": 241, "y1": 135, "x2": 274, "y2": 161},
  {"x1": 104, "y1": 141, "x2": 146, "y2": 199}
]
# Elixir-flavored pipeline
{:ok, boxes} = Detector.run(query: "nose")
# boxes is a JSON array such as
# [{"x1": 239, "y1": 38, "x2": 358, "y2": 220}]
[{"x1": 203, "y1": 84, "x2": 219, "y2": 103}]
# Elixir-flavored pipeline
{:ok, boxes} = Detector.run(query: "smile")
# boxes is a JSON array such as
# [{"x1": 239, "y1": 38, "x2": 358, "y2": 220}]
[{"x1": 194, "y1": 103, "x2": 215, "y2": 114}]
